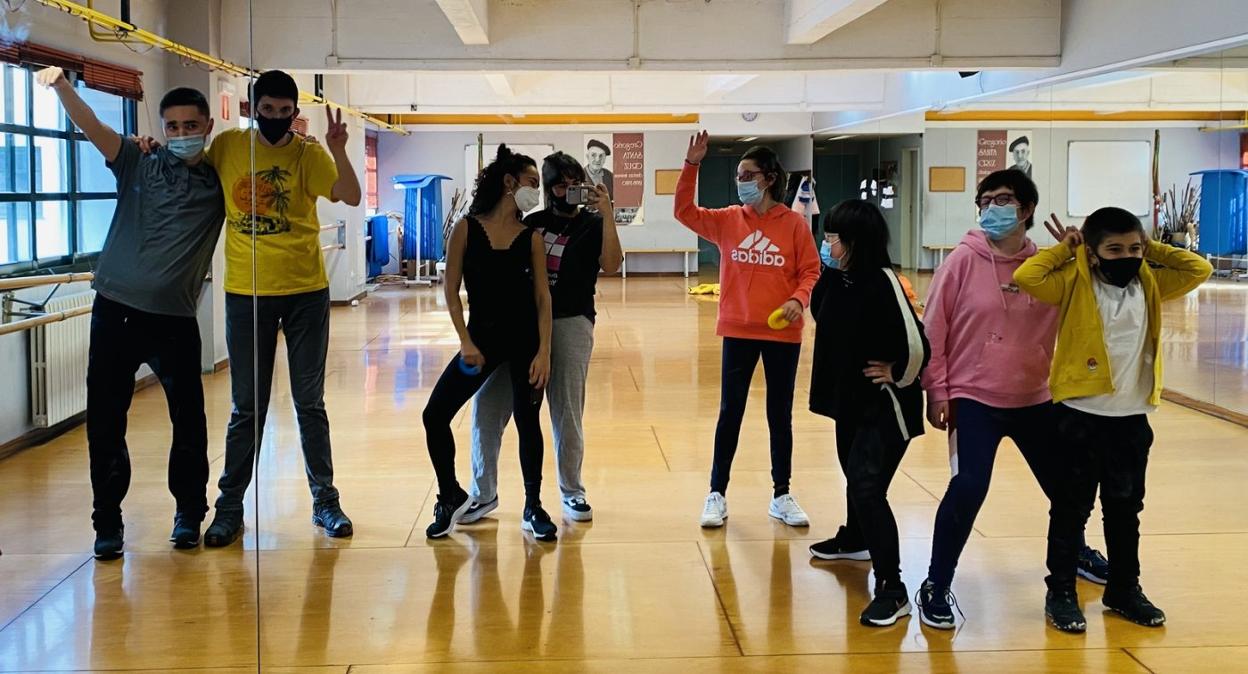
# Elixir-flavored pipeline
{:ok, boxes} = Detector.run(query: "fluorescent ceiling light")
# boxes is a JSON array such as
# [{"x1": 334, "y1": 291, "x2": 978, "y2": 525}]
[{"x1": 738, "y1": 136, "x2": 758, "y2": 142}]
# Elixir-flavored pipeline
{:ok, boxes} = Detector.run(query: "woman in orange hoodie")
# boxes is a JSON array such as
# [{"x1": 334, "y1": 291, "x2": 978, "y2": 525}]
[{"x1": 676, "y1": 131, "x2": 823, "y2": 529}]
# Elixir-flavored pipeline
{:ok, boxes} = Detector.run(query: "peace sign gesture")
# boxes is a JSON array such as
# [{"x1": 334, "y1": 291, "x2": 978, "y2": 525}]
[
  {"x1": 324, "y1": 106, "x2": 349, "y2": 153},
  {"x1": 686, "y1": 130, "x2": 709, "y2": 165},
  {"x1": 1044, "y1": 213, "x2": 1083, "y2": 248}
]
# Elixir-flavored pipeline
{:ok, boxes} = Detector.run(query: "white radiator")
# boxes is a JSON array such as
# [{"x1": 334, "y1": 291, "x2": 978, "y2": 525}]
[{"x1": 30, "y1": 290, "x2": 95, "y2": 428}]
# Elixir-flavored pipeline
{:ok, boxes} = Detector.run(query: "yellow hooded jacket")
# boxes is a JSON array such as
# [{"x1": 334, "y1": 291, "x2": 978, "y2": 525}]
[{"x1": 1013, "y1": 240, "x2": 1212, "y2": 405}]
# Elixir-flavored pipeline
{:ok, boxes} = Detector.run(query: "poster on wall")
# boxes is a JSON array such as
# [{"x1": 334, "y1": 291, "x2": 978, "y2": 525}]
[
  {"x1": 976, "y1": 129, "x2": 1033, "y2": 183},
  {"x1": 583, "y1": 134, "x2": 645, "y2": 225}
]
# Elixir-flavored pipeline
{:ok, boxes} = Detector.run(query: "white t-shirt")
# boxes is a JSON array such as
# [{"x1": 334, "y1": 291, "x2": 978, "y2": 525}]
[{"x1": 1064, "y1": 276, "x2": 1157, "y2": 417}]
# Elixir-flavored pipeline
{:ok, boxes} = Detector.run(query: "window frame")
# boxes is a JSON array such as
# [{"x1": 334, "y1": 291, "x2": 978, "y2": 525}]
[{"x1": 0, "y1": 63, "x2": 137, "y2": 278}]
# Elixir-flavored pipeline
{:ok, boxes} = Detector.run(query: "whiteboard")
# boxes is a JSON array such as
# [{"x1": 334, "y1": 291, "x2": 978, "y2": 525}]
[
  {"x1": 464, "y1": 144, "x2": 555, "y2": 215},
  {"x1": 1067, "y1": 141, "x2": 1152, "y2": 217}
]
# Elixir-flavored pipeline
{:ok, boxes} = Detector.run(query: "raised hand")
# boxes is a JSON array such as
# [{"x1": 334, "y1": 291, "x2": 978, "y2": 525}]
[
  {"x1": 36, "y1": 66, "x2": 69, "y2": 90},
  {"x1": 686, "y1": 130, "x2": 709, "y2": 165},
  {"x1": 1044, "y1": 213, "x2": 1082, "y2": 248},
  {"x1": 589, "y1": 183, "x2": 612, "y2": 211},
  {"x1": 324, "y1": 106, "x2": 348, "y2": 153},
  {"x1": 132, "y1": 135, "x2": 161, "y2": 154}
]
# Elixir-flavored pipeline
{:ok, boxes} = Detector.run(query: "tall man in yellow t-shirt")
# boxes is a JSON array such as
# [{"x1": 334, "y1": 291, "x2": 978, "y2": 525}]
[{"x1": 203, "y1": 70, "x2": 362, "y2": 546}]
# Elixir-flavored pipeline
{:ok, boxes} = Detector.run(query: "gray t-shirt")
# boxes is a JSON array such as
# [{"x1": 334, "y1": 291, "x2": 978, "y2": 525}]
[{"x1": 93, "y1": 142, "x2": 225, "y2": 317}]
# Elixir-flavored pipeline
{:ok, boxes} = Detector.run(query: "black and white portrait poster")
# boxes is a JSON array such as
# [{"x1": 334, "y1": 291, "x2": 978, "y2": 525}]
[{"x1": 583, "y1": 134, "x2": 615, "y2": 201}]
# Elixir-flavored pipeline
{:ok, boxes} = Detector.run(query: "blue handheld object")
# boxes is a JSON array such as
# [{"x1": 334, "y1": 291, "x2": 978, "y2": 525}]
[{"x1": 459, "y1": 358, "x2": 482, "y2": 376}]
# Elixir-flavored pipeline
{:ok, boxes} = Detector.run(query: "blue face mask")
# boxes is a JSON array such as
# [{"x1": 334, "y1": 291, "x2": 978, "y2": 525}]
[
  {"x1": 820, "y1": 240, "x2": 839, "y2": 269},
  {"x1": 978, "y1": 204, "x2": 1020, "y2": 240},
  {"x1": 166, "y1": 134, "x2": 206, "y2": 161},
  {"x1": 736, "y1": 180, "x2": 763, "y2": 206}
]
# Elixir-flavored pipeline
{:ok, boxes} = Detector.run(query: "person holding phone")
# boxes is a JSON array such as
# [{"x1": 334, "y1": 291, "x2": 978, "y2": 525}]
[
  {"x1": 422, "y1": 146, "x2": 555, "y2": 541},
  {"x1": 461, "y1": 152, "x2": 622, "y2": 525}
]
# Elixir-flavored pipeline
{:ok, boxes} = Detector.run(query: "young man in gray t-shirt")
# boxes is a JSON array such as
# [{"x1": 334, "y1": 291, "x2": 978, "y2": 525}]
[{"x1": 38, "y1": 67, "x2": 225, "y2": 560}]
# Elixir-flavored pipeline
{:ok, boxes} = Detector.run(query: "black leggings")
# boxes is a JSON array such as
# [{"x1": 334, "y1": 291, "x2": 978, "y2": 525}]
[
  {"x1": 837, "y1": 417, "x2": 909, "y2": 585},
  {"x1": 423, "y1": 349, "x2": 544, "y2": 504},
  {"x1": 710, "y1": 337, "x2": 801, "y2": 497}
]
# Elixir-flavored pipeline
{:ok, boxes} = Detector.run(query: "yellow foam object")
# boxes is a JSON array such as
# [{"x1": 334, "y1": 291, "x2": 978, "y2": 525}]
[
  {"x1": 688, "y1": 283, "x2": 721, "y2": 296},
  {"x1": 768, "y1": 308, "x2": 791, "y2": 330}
]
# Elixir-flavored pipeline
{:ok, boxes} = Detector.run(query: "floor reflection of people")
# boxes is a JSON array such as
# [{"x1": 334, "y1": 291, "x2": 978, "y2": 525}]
[
  {"x1": 546, "y1": 538, "x2": 585, "y2": 659},
  {"x1": 767, "y1": 540, "x2": 795, "y2": 655},
  {"x1": 89, "y1": 560, "x2": 133, "y2": 670},
  {"x1": 293, "y1": 548, "x2": 342, "y2": 665}
]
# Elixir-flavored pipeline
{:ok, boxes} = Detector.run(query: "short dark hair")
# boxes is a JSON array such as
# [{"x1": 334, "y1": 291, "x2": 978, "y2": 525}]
[
  {"x1": 976, "y1": 169, "x2": 1039, "y2": 228},
  {"x1": 824, "y1": 199, "x2": 892, "y2": 271},
  {"x1": 468, "y1": 144, "x2": 538, "y2": 216},
  {"x1": 159, "y1": 87, "x2": 210, "y2": 118},
  {"x1": 252, "y1": 70, "x2": 299, "y2": 105},
  {"x1": 586, "y1": 139, "x2": 611, "y2": 155},
  {"x1": 541, "y1": 151, "x2": 586, "y2": 204},
  {"x1": 1009, "y1": 136, "x2": 1030, "y2": 151},
  {"x1": 1081, "y1": 206, "x2": 1146, "y2": 252},
  {"x1": 740, "y1": 145, "x2": 788, "y2": 203}
]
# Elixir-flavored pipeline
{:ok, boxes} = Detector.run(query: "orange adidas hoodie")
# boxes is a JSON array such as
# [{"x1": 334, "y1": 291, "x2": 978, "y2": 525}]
[{"x1": 674, "y1": 163, "x2": 822, "y2": 344}]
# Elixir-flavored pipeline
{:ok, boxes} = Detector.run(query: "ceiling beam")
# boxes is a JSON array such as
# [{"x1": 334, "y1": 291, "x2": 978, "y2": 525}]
[
  {"x1": 434, "y1": 0, "x2": 489, "y2": 45},
  {"x1": 786, "y1": 0, "x2": 891, "y2": 45}
]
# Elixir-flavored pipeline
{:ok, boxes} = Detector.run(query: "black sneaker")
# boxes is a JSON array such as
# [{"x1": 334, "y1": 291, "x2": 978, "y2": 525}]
[
  {"x1": 562, "y1": 497, "x2": 593, "y2": 522},
  {"x1": 458, "y1": 496, "x2": 499, "y2": 524},
  {"x1": 917, "y1": 579, "x2": 958, "y2": 630},
  {"x1": 860, "y1": 579, "x2": 911, "y2": 627},
  {"x1": 522, "y1": 504, "x2": 558, "y2": 542},
  {"x1": 1103, "y1": 585, "x2": 1166, "y2": 627},
  {"x1": 425, "y1": 489, "x2": 471, "y2": 539},
  {"x1": 170, "y1": 514, "x2": 202, "y2": 549},
  {"x1": 94, "y1": 527, "x2": 124, "y2": 560},
  {"x1": 313, "y1": 500, "x2": 354, "y2": 538},
  {"x1": 1045, "y1": 588, "x2": 1087, "y2": 633},
  {"x1": 1077, "y1": 546, "x2": 1110, "y2": 585},
  {"x1": 809, "y1": 526, "x2": 870, "y2": 561},
  {"x1": 204, "y1": 511, "x2": 244, "y2": 548}
]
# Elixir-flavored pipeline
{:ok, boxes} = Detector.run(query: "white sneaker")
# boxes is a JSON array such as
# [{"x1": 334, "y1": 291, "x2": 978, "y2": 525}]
[
  {"x1": 701, "y1": 492, "x2": 728, "y2": 528},
  {"x1": 768, "y1": 493, "x2": 810, "y2": 527}
]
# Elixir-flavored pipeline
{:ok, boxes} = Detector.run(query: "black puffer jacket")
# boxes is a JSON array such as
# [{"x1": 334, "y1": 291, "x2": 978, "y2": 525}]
[{"x1": 809, "y1": 265, "x2": 930, "y2": 440}]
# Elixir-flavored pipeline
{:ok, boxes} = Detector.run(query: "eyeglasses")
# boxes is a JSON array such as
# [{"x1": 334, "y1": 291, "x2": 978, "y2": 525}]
[
  {"x1": 975, "y1": 194, "x2": 1020, "y2": 208},
  {"x1": 736, "y1": 170, "x2": 764, "y2": 182},
  {"x1": 824, "y1": 234, "x2": 841, "y2": 245}
]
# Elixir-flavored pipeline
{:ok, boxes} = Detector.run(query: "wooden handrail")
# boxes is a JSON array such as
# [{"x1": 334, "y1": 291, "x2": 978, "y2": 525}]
[
  {"x1": 0, "y1": 305, "x2": 93, "y2": 338},
  {"x1": 0, "y1": 272, "x2": 95, "y2": 292}
]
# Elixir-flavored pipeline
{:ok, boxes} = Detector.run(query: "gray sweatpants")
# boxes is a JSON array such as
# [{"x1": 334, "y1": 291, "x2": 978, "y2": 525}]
[{"x1": 470, "y1": 315, "x2": 594, "y2": 503}]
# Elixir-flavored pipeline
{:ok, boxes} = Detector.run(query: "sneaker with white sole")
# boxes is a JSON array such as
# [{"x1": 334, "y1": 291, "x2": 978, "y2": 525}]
[
  {"x1": 562, "y1": 497, "x2": 593, "y2": 522},
  {"x1": 701, "y1": 492, "x2": 728, "y2": 528},
  {"x1": 458, "y1": 496, "x2": 499, "y2": 524},
  {"x1": 767, "y1": 493, "x2": 810, "y2": 527}
]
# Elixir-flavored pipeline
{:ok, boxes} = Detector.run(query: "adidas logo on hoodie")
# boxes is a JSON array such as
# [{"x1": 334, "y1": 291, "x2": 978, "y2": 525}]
[{"x1": 731, "y1": 230, "x2": 787, "y2": 267}]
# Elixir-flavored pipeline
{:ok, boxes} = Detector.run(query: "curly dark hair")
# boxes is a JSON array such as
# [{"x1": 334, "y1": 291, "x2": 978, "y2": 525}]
[{"x1": 468, "y1": 145, "x2": 538, "y2": 216}]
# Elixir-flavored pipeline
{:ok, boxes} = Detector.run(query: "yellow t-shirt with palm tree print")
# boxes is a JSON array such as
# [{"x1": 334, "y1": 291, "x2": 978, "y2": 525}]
[{"x1": 207, "y1": 128, "x2": 339, "y2": 296}]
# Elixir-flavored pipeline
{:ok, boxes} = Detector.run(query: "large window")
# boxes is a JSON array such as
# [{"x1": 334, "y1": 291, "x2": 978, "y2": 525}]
[{"x1": 0, "y1": 63, "x2": 136, "y2": 275}]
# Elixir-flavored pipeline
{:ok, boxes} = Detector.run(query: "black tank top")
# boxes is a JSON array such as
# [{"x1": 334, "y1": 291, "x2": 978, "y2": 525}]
[{"x1": 462, "y1": 216, "x2": 538, "y2": 353}]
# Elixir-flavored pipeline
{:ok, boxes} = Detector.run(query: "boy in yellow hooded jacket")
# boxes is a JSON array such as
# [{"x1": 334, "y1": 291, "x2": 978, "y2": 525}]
[{"x1": 1014, "y1": 207, "x2": 1211, "y2": 634}]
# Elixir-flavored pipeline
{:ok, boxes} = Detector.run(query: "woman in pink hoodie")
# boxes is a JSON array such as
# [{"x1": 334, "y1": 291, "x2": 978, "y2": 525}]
[
  {"x1": 676, "y1": 131, "x2": 822, "y2": 529},
  {"x1": 913, "y1": 170, "x2": 1107, "y2": 630}
]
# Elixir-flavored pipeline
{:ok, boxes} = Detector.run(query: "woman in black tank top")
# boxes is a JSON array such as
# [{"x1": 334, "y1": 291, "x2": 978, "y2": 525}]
[{"x1": 422, "y1": 146, "x2": 556, "y2": 541}]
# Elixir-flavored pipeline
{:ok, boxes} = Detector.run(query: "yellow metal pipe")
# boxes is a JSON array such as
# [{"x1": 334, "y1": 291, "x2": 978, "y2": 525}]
[{"x1": 33, "y1": 0, "x2": 409, "y2": 135}]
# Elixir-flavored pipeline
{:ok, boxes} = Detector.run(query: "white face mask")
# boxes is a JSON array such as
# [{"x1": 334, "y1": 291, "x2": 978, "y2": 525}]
[{"x1": 514, "y1": 186, "x2": 541, "y2": 212}]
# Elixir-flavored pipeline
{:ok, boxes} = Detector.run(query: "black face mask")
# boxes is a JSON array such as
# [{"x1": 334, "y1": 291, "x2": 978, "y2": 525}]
[
  {"x1": 550, "y1": 194, "x2": 577, "y2": 214},
  {"x1": 1096, "y1": 255, "x2": 1142, "y2": 288},
  {"x1": 255, "y1": 114, "x2": 294, "y2": 145}
]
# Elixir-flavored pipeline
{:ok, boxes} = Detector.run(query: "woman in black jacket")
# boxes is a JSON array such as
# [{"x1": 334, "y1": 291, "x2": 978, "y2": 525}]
[{"x1": 807, "y1": 200, "x2": 930, "y2": 627}]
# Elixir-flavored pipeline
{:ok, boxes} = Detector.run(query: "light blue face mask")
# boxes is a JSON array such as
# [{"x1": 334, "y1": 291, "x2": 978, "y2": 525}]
[
  {"x1": 978, "y1": 204, "x2": 1020, "y2": 240},
  {"x1": 736, "y1": 180, "x2": 763, "y2": 206},
  {"x1": 820, "y1": 240, "x2": 839, "y2": 269},
  {"x1": 166, "y1": 134, "x2": 206, "y2": 161}
]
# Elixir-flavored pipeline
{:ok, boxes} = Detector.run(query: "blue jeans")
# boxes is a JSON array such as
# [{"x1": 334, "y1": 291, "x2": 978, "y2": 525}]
[{"x1": 216, "y1": 289, "x2": 338, "y2": 514}]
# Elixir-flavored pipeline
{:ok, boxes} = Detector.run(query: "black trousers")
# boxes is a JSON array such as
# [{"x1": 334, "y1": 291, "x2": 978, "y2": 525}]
[
  {"x1": 837, "y1": 415, "x2": 909, "y2": 585},
  {"x1": 711, "y1": 337, "x2": 801, "y2": 496},
  {"x1": 87, "y1": 294, "x2": 208, "y2": 532},
  {"x1": 1047, "y1": 404, "x2": 1152, "y2": 592},
  {"x1": 423, "y1": 342, "x2": 545, "y2": 505}
]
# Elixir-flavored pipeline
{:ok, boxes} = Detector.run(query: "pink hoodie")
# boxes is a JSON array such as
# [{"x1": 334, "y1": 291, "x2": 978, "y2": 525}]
[{"x1": 922, "y1": 230, "x2": 1058, "y2": 408}]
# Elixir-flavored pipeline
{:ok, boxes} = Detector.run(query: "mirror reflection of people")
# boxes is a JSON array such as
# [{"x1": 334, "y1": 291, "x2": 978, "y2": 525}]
[
  {"x1": 1009, "y1": 136, "x2": 1032, "y2": 177},
  {"x1": 37, "y1": 66, "x2": 225, "y2": 559},
  {"x1": 464, "y1": 152, "x2": 622, "y2": 526},
  {"x1": 584, "y1": 139, "x2": 615, "y2": 200},
  {"x1": 203, "y1": 70, "x2": 362, "y2": 546}
]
